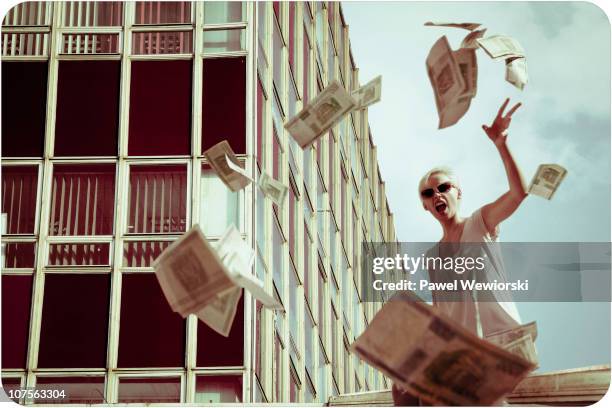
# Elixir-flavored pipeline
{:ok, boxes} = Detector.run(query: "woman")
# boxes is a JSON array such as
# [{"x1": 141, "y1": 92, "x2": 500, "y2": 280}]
[{"x1": 393, "y1": 98, "x2": 528, "y2": 406}]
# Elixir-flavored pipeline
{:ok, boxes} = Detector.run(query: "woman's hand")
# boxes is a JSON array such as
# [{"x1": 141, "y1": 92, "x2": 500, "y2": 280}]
[{"x1": 482, "y1": 98, "x2": 522, "y2": 147}]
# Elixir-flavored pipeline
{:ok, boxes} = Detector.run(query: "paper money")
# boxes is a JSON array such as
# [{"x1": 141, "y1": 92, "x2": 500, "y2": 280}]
[
  {"x1": 203, "y1": 141, "x2": 252, "y2": 192},
  {"x1": 216, "y1": 225, "x2": 282, "y2": 311},
  {"x1": 352, "y1": 75, "x2": 382, "y2": 110},
  {"x1": 153, "y1": 225, "x2": 235, "y2": 318},
  {"x1": 461, "y1": 28, "x2": 487, "y2": 49},
  {"x1": 506, "y1": 57, "x2": 528, "y2": 90},
  {"x1": 424, "y1": 21, "x2": 481, "y2": 31},
  {"x1": 486, "y1": 321, "x2": 539, "y2": 367},
  {"x1": 259, "y1": 171, "x2": 288, "y2": 207},
  {"x1": 285, "y1": 80, "x2": 356, "y2": 148},
  {"x1": 427, "y1": 36, "x2": 474, "y2": 129},
  {"x1": 351, "y1": 292, "x2": 536, "y2": 406},
  {"x1": 528, "y1": 164, "x2": 567, "y2": 200},
  {"x1": 477, "y1": 35, "x2": 525, "y2": 60},
  {"x1": 196, "y1": 287, "x2": 242, "y2": 337},
  {"x1": 454, "y1": 47, "x2": 478, "y2": 99}
]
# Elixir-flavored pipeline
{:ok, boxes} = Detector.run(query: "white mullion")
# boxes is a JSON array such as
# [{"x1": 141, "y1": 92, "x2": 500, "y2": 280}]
[
  {"x1": 25, "y1": 2, "x2": 61, "y2": 380},
  {"x1": 241, "y1": 0, "x2": 256, "y2": 403},
  {"x1": 184, "y1": 2, "x2": 203, "y2": 400},
  {"x1": 106, "y1": 2, "x2": 134, "y2": 403}
]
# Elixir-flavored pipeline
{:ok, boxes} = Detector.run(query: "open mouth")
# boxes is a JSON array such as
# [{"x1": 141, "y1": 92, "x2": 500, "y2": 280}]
[{"x1": 435, "y1": 202, "x2": 447, "y2": 214}]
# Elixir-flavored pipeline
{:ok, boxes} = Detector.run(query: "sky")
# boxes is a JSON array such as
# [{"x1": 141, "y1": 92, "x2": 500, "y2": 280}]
[{"x1": 343, "y1": 1, "x2": 611, "y2": 372}]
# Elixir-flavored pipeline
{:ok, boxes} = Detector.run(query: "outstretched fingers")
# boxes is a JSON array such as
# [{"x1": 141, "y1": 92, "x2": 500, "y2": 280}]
[
  {"x1": 497, "y1": 98, "x2": 510, "y2": 118},
  {"x1": 505, "y1": 102, "x2": 522, "y2": 119}
]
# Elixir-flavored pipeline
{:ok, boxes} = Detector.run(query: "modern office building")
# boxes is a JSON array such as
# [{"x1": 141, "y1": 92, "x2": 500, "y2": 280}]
[{"x1": 1, "y1": 1, "x2": 396, "y2": 404}]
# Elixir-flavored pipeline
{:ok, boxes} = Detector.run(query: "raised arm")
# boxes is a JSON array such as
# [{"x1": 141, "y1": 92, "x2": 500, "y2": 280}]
[{"x1": 480, "y1": 98, "x2": 528, "y2": 234}]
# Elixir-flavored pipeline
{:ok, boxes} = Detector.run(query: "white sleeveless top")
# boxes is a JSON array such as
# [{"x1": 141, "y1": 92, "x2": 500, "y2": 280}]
[{"x1": 427, "y1": 209, "x2": 522, "y2": 337}]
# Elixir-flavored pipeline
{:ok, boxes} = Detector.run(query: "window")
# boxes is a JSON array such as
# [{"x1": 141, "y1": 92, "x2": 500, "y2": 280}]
[
  {"x1": 1, "y1": 62, "x2": 47, "y2": 157},
  {"x1": 288, "y1": 2, "x2": 296, "y2": 75},
  {"x1": 272, "y1": 17, "x2": 284, "y2": 99},
  {"x1": 256, "y1": 78, "x2": 266, "y2": 169},
  {"x1": 35, "y1": 377, "x2": 105, "y2": 404},
  {"x1": 118, "y1": 273, "x2": 185, "y2": 368},
  {"x1": 272, "y1": 217, "x2": 284, "y2": 302},
  {"x1": 38, "y1": 274, "x2": 110, "y2": 368},
  {"x1": 129, "y1": 61, "x2": 192, "y2": 155},
  {"x1": 118, "y1": 377, "x2": 181, "y2": 403},
  {"x1": 123, "y1": 241, "x2": 172, "y2": 268},
  {"x1": 201, "y1": 164, "x2": 241, "y2": 236},
  {"x1": 197, "y1": 297, "x2": 244, "y2": 366},
  {"x1": 2, "y1": 275, "x2": 33, "y2": 368},
  {"x1": 4, "y1": 242, "x2": 36, "y2": 269},
  {"x1": 327, "y1": 27, "x2": 335, "y2": 82},
  {"x1": 2, "y1": 165, "x2": 38, "y2": 234},
  {"x1": 195, "y1": 375, "x2": 242, "y2": 403},
  {"x1": 135, "y1": 2, "x2": 191, "y2": 24},
  {"x1": 55, "y1": 61, "x2": 119, "y2": 156},
  {"x1": 202, "y1": 57, "x2": 246, "y2": 154},
  {"x1": 62, "y1": 2, "x2": 123, "y2": 27},
  {"x1": 127, "y1": 165, "x2": 187, "y2": 234},
  {"x1": 203, "y1": 2, "x2": 245, "y2": 24},
  {"x1": 303, "y1": 23, "x2": 312, "y2": 104},
  {"x1": 50, "y1": 164, "x2": 115, "y2": 236}
]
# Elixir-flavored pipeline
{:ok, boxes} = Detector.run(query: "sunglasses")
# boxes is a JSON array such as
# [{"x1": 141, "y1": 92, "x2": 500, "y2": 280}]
[{"x1": 420, "y1": 182, "x2": 453, "y2": 198}]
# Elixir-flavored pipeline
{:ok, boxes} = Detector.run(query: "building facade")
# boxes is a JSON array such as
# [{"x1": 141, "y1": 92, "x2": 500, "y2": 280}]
[{"x1": 1, "y1": 1, "x2": 396, "y2": 404}]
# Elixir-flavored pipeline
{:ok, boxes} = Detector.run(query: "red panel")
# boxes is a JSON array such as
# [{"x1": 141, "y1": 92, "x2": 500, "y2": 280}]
[
  {"x1": 135, "y1": 2, "x2": 191, "y2": 24},
  {"x1": 35, "y1": 377, "x2": 105, "y2": 404},
  {"x1": 55, "y1": 60, "x2": 120, "y2": 156},
  {"x1": 4, "y1": 242, "x2": 36, "y2": 268},
  {"x1": 202, "y1": 57, "x2": 246, "y2": 154},
  {"x1": 129, "y1": 60, "x2": 192, "y2": 156},
  {"x1": 197, "y1": 296, "x2": 244, "y2": 367},
  {"x1": 196, "y1": 375, "x2": 242, "y2": 403},
  {"x1": 118, "y1": 273, "x2": 185, "y2": 368},
  {"x1": 1, "y1": 62, "x2": 47, "y2": 157},
  {"x1": 118, "y1": 377, "x2": 180, "y2": 403},
  {"x1": 1, "y1": 275, "x2": 33, "y2": 368},
  {"x1": 128, "y1": 165, "x2": 187, "y2": 234},
  {"x1": 1, "y1": 165, "x2": 38, "y2": 234},
  {"x1": 50, "y1": 164, "x2": 116, "y2": 236},
  {"x1": 38, "y1": 274, "x2": 110, "y2": 368}
]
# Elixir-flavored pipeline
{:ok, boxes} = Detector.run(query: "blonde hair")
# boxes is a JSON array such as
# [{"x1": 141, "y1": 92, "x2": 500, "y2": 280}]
[{"x1": 418, "y1": 166, "x2": 459, "y2": 196}]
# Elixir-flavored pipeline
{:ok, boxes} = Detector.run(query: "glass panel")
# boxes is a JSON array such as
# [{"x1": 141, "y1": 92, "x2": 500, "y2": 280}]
[
  {"x1": 304, "y1": 302, "x2": 314, "y2": 373},
  {"x1": 272, "y1": 220, "x2": 283, "y2": 301},
  {"x1": 3, "y1": 242, "x2": 36, "y2": 268},
  {"x1": 61, "y1": 33, "x2": 119, "y2": 54},
  {"x1": 195, "y1": 375, "x2": 242, "y2": 403},
  {"x1": 2, "y1": 275, "x2": 33, "y2": 368},
  {"x1": 272, "y1": 19, "x2": 283, "y2": 97},
  {"x1": 39, "y1": 274, "x2": 110, "y2": 368},
  {"x1": 1, "y1": 166, "x2": 38, "y2": 234},
  {"x1": 3, "y1": 3, "x2": 50, "y2": 25},
  {"x1": 202, "y1": 57, "x2": 246, "y2": 154},
  {"x1": 135, "y1": 2, "x2": 191, "y2": 24},
  {"x1": 201, "y1": 166, "x2": 241, "y2": 236},
  {"x1": 328, "y1": 28, "x2": 335, "y2": 82},
  {"x1": 203, "y1": 28, "x2": 244, "y2": 53},
  {"x1": 123, "y1": 241, "x2": 172, "y2": 267},
  {"x1": 288, "y1": 2, "x2": 296, "y2": 73},
  {"x1": 118, "y1": 273, "x2": 185, "y2": 368},
  {"x1": 256, "y1": 79, "x2": 265, "y2": 168},
  {"x1": 1, "y1": 377, "x2": 21, "y2": 403},
  {"x1": 203, "y1": 2, "x2": 244, "y2": 24},
  {"x1": 118, "y1": 377, "x2": 180, "y2": 403},
  {"x1": 128, "y1": 165, "x2": 187, "y2": 234},
  {"x1": 48, "y1": 243, "x2": 110, "y2": 266},
  {"x1": 1, "y1": 62, "x2": 47, "y2": 157},
  {"x1": 197, "y1": 296, "x2": 244, "y2": 367},
  {"x1": 63, "y1": 2, "x2": 123, "y2": 27},
  {"x1": 254, "y1": 300, "x2": 263, "y2": 378},
  {"x1": 34, "y1": 377, "x2": 105, "y2": 404},
  {"x1": 256, "y1": 186, "x2": 266, "y2": 255},
  {"x1": 132, "y1": 31, "x2": 192, "y2": 55},
  {"x1": 55, "y1": 61, "x2": 120, "y2": 156},
  {"x1": 129, "y1": 61, "x2": 192, "y2": 155},
  {"x1": 317, "y1": 340, "x2": 327, "y2": 403},
  {"x1": 2, "y1": 33, "x2": 49, "y2": 57},
  {"x1": 50, "y1": 164, "x2": 115, "y2": 236}
]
